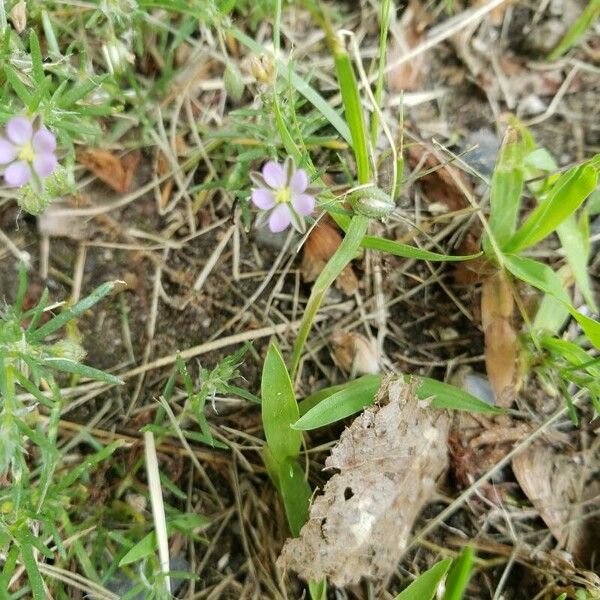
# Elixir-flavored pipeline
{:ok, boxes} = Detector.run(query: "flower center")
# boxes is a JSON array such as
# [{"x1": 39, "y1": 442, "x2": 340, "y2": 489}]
[
  {"x1": 275, "y1": 187, "x2": 291, "y2": 204},
  {"x1": 18, "y1": 143, "x2": 35, "y2": 163}
]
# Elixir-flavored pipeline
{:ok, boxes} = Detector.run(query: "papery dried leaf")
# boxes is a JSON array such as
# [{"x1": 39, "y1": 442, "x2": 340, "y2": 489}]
[
  {"x1": 277, "y1": 377, "x2": 450, "y2": 586},
  {"x1": 331, "y1": 330, "x2": 379, "y2": 375},
  {"x1": 408, "y1": 145, "x2": 474, "y2": 211},
  {"x1": 481, "y1": 272, "x2": 518, "y2": 407},
  {"x1": 302, "y1": 219, "x2": 359, "y2": 295},
  {"x1": 512, "y1": 444, "x2": 580, "y2": 548},
  {"x1": 78, "y1": 149, "x2": 141, "y2": 193}
]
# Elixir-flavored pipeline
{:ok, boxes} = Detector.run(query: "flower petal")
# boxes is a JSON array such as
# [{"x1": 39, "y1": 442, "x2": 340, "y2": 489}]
[
  {"x1": 251, "y1": 187, "x2": 276, "y2": 209},
  {"x1": 292, "y1": 193, "x2": 315, "y2": 216},
  {"x1": 268, "y1": 203, "x2": 292, "y2": 233},
  {"x1": 290, "y1": 168, "x2": 308, "y2": 194},
  {"x1": 4, "y1": 161, "x2": 31, "y2": 187},
  {"x1": 262, "y1": 161, "x2": 286, "y2": 188},
  {"x1": 6, "y1": 117, "x2": 33, "y2": 145},
  {"x1": 33, "y1": 152, "x2": 58, "y2": 177},
  {"x1": 0, "y1": 138, "x2": 17, "y2": 164},
  {"x1": 32, "y1": 128, "x2": 57, "y2": 153}
]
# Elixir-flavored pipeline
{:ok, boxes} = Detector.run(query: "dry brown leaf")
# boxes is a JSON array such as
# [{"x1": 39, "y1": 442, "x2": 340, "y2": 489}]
[
  {"x1": 386, "y1": 2, "x2": 430, "y2": 92},
  {"x1": 331, "y1": 330, "x2": 379, "y2": 375},
  {"x1": 513, "y1": 445, "x2": 580, "y2": 548},
  {"x1": 408, "y1": 144, "x2": 474, "y2": 211},
  {"x1": 277, "y1": 377, "x2": 450, "y2": 586},
  {"x1": 302, "y1": 219, "x2": 359, "y2": 295},
  {"x1": 77, "y1": 149, "x2": 141, "y2": 193},
  {"x1": 481, "y1": 271, "x2": 518, "y2": 407}
]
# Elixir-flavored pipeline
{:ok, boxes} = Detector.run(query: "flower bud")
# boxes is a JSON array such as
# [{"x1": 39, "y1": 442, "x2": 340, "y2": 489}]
[
  {"x1": 348, "y1": 185, "x2": 395, "y2": 219},
  {"x1": 223, "y1": 61, "x2": 245, "y2": 102},
  {"x1": 102, "y1": 37, "x2": 134, "y2": 75},
  {"x1": 249, "y1": 54, "x2": 275, "y2": 85},
  {"x1": 10, "y1": 1, "x2": 26, "y2": 34}
]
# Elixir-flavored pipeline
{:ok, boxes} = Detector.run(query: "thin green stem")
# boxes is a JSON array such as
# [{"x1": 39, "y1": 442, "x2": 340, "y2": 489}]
[
  {"x1": 289, "y1": 215, "x2": 368, "y2": 378},
  {"x1": 369, "y1": 0, "x2": 392, "y2": 147}
]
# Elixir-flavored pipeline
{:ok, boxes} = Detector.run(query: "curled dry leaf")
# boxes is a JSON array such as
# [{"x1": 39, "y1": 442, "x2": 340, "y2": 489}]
[
  {"x1": 301, "y1": 218, "x2": 359, "y2": 295},
  {"x1": 77, "y1": 149, "x2": 141, "y2": 194},
  {"x1": 512, "y1": 444, "x2": 581, "y2": 549},
  {"x1": 277, "y1": 377, "x2": 450, "y2": 586},
  {"x1": 408, "y1": 144, "x2": 474, "y2": 212},
  {"x1": 331, "y1": 330, "x2": 379, "y2": 375},
  {"x1": 481, "y1": 271, "x2": 518, "y2": 407}
]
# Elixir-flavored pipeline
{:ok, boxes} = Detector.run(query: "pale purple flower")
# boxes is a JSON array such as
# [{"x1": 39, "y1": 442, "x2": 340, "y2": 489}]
[
  {"x1": 0, "y1": 116, "x2": 58, "y2": 188},
  {"x1": 250, "y1": 157, "x2": 316, "y2": 233}
]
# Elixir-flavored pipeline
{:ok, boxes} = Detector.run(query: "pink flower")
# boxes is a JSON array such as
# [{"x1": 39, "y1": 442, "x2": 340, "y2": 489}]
[
  {"x1": 0, "y1": 117, "x2": 58, "y2": 188},
  {"x1": 250, "y1": 157, "x2": 316, "y2": 233}
]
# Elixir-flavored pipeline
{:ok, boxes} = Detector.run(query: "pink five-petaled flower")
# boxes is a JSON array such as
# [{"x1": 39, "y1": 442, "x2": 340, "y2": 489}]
[
  {"x1": 250, "y1": 157, "x2": 315, "y2": 233},
  {"x1": 0, "y1": 116, "x2": 58, "y2": 188}
]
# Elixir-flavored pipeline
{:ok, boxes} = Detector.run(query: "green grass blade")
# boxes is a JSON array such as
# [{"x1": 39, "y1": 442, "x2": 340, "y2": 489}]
[
  {"x1": 4, "y1": 65, "x2": 33, "y2": 107},
  {"x1": 360, "y1": 234, "x2": 481, "y2": 261},
  {"x1": 40, "y1": 358, "x2": 123, "y2": 385},
  {"x1": 29, "y1": 30, "x2": 44, "y2": 85},
  {"x1": 261, "y1": 343, "x2": 302, "y2": 461},
  {"x1": 19, "y1": 538, "x2": 46, "y2": 600},
  {"x1": 119, "y1": 532, "x2": 156, "y2": 566},
  {"x1": 298, "y1": 374, "x2": 381, "y2": 416},
  {"x1": 503, "y1": 254, "x2": 570, "y2": 303},
  {"x1": 29, "y1": 281, "x2": 118, "y2": 342},
  {"x1": 369, "y1": 0, "x2": 392, "y2": 146},
  {"x1": 532, "y1": 266, "x2": 571, "y2": 335},
  {"x1": 504, "y1": 159, "x2": 599, "y2": 253},
  {"x1": 294, "y1": 373, "x2": 502, "y2": 431},
  {"x1": 504, "y1": 254, "x2": 600, "y2": 348},
  {"x1": 15, "y1": 262, "x2": 28, "y2": 314},
  {"x1": 330, "y1": 33, "x2": 370, "y2": 184},
  {"x1": 395, "y1": 558, "x2": 453, "y2": 600},
  {"x1": 293, "y1": 374, "x2": 382, "y2": 430},
  {"x1": 548, "y1": 0, "x2": 600, "y2": 60},
  {"x1": 484, "y1": 126, "x2": 527, "y2": 251},
  {"x1": 278, "y1": 458, "x2": 311, "y2": 537},
  {"x1": 309, "y1": 578, "x2": 327, "y2": 600},
  {"x1": 289, "y1": 215, "x2": 369, "y2": 377},
  {"x1": 557, "y1": 212, "x2": 597, "y2": 312},
  {"x1": 442, "y1": 547, "x2": 474, "y2": 600},
  {"x1": 416, "y1": 376, "x2": 504, "y2": 414}
]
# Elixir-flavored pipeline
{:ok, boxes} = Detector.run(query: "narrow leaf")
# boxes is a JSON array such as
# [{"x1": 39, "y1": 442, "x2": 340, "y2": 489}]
[
  {"x1": 505, "y1": 160, "x2": 599, "y2": 252},
  {"x1": 261, "y1": 343, "x2": 302, "y2": 460},
  {"x1": 29, "y1": 281, "x2": 119, "y2": 341},
  {"x1": 278, "y1": 458, "x2": 311, "y2": 537},
  {"x1": 504, "y1": 254, "x2": 600, "y2": 348},
  {"x1": 416, "y1": 376, "x2": 504, "y2": 414},
  {"x1": 395, "y1": 558, "x2": 453, "y2": 600},
  {"x1": 40, "y1": 358, "x2": 123, "y2": 385},
  {"x1": 557, "y1": 213, "x2": 597, "y2": 312},
  {"x1": 443, "y1": 547, "x2": 474, "y2": 600},
  {"x1": 20, "y1": 538, "x2": 46, "y2": 600},
  {"x1": 293, "y1": 374, "x2": 382, "y2": 430},
  {"x1": 548, "y1": 0, "x2": 600, "y2": 60},
  {"x1": 485, "y1": 127, "x2": 527, "y2": 249},
  {"x1": 119, "y1": 532, "x2": 156, "y2": 566}
]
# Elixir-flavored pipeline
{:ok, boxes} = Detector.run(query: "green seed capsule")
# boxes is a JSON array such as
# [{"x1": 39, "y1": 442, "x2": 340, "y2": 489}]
[{"x1": 348, "y1": 185, "x2": 395, "y2": 219}]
